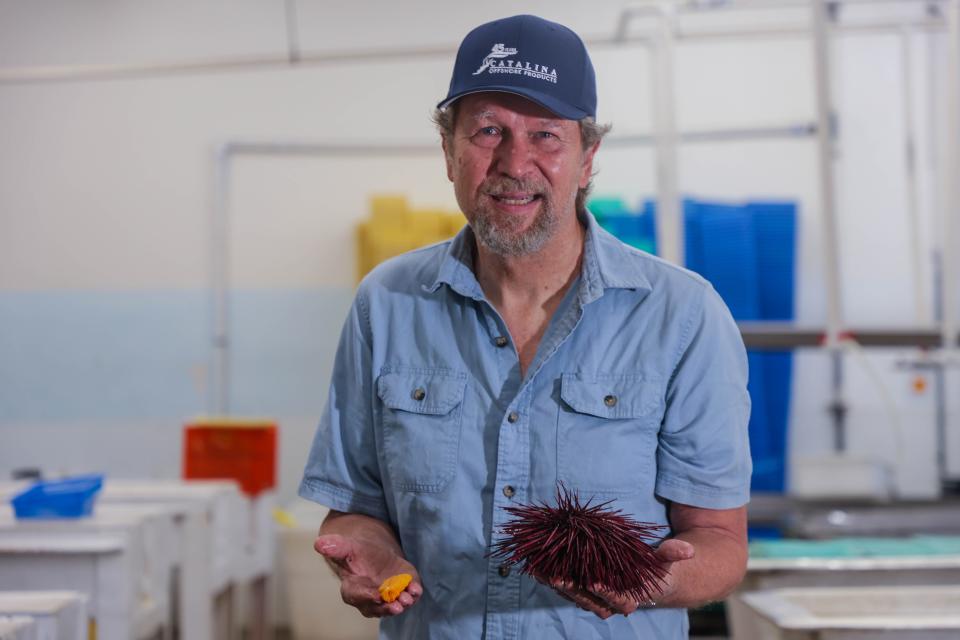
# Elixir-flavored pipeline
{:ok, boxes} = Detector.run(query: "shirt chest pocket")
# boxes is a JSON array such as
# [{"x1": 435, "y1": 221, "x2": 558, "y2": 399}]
[
  {"x1": 557, "y1": 372, "x2": 664, "y2": 496},
  {"x1": 377, "y1": 367, "x2": 467, "y2": 493}
]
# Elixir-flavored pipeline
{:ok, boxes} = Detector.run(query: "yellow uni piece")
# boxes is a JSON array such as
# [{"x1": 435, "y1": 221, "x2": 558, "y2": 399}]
[{"x1": 378, "y1": 573, "x2": 413, "y2": 603}]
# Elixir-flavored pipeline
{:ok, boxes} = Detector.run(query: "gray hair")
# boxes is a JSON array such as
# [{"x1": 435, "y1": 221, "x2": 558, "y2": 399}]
[{"x1": 431, "y1": 104, "x2": 611, "y2": 214}]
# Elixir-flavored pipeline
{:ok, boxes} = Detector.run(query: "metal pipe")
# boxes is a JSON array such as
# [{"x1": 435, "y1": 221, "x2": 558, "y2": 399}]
[
  {"x1": 900, "y1": 28, "x2": 931, "y2": 324},
  {"x1": 651, "y1": 2, "x2": 684, "y2": 265},
  {"x1": 284, "y1": 0, "x2": 302, "y2": 64},
  {"x1": 0, "y1": 15, "x2": 945, "y2": 84},
  {"x1": 606, "y1": 122, "x2": 818, "y2": 145},
  {"x1": 225, "y1": 123, "x2": 816, "y2": 156},
  {"x1": 207, "y1": 118, "x2": 816, "y2": 413},
  {"x1": 674, "y1": 19, "x2": 945, "y2": 40},
  {"x1": 812, "y1": 0, "x2": 845, "y2": 348},
  {"x1": 811, "y1": 0, "x2": 849, "y2": 454},
  {"x1": 942, "y1": 0, "x2": 960, "y2": 354},
  {"x1": 211, "y1": 145, "x2": 231, "y2": 415},
  {"x1": 676, "y1": 0, "x2": 947, "y2": 9}
]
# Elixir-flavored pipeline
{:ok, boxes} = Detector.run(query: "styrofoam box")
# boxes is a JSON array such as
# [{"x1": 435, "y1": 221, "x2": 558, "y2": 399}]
[
  {"x1": 278, "y1": 504, "x2": 378, "y2": 640},
  {"x1": 791, "y1": 455, "x2": 894, "y2": 501},
  {"x1": 0, "y1": 592, "x2": 86, "y2": 640},
  {"x1": 740, "y1": 585, "x2": 960, "y2": 639},
  {"x1": 727, "y1": 553, "x2": 960, "y2": 640},
  {"x1": 100, "y1": 480, "x2": 245, "y2": 593},
  {"x1": 0, "y1": 616, "x2": 39, "y2": 640}
]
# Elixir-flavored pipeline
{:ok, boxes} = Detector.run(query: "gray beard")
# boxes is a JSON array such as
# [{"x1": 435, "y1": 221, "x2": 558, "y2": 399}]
[{"x1": 471, "y1": 196, "x2": 559, "y2": 257}]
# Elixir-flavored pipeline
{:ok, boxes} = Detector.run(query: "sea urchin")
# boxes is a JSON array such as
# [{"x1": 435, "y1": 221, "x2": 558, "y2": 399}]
[{"x1": 490, "y1": 485, "x2": 668, "y2": 603}]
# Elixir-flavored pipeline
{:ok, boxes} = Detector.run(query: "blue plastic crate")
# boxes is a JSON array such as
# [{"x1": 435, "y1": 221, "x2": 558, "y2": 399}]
[{"x1": 10, "y1": 474, "x2": 104, "y2": 519}]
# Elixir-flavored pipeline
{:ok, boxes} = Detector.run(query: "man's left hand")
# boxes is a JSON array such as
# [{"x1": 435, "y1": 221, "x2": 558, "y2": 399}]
[{"x1": 549, "y1": 538, "x2": 695, "y2": 619}]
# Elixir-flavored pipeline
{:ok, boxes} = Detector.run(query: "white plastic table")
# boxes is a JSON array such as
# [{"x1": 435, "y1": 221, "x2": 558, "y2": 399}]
[
  {"x1": 1, "y1": 480, "x2": 268, "y2": 640},
  {"x1": 0, "y1": 505, "x2": 173, "y2": 640},
  {"x1": 0, "y1": 591, "x2": 86, "y2": 640},
  {"x1": 0, "y1": 616, "x2": 38, "y2": 640},
  {"x1": 740, "y1": 584, "x2": 960, "y2": 639},
  {"x1": 98, "y1": 480, "x2": 247, "y2": 640}
]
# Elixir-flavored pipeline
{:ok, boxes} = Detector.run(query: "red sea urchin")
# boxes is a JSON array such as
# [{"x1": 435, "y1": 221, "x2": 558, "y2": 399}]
[{"x1": 490, "y1": 485, "x2": 668, "y2": 602}]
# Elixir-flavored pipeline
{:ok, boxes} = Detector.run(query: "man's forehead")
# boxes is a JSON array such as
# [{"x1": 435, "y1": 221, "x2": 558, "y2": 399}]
[{"x1": 457, "y1": 92, "x2": 575, "y2": 126}]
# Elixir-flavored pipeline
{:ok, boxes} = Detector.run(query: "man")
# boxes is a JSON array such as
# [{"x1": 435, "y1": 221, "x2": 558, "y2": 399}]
[{"x1": 300, "y1": 14, "x2": 751, "y2": 639}]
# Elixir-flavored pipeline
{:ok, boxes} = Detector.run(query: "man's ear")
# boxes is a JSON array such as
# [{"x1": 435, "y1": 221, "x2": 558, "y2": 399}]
[
  {"x1": 579, "y1": 142, "x2": 600, "y2": 189},
  {"x1": 442, "y1": 136, "x2": 455, "y2": 183}
]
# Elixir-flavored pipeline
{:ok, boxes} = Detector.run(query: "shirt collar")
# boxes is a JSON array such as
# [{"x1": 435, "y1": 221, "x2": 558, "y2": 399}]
[{"x1": 424, "y1": 209, "x2": 653, "y2": 301}]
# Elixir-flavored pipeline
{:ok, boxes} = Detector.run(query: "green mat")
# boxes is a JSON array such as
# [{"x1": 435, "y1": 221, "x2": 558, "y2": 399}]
[{"x1": 749, "y1": 536, "x2": 960, "y2": 559}]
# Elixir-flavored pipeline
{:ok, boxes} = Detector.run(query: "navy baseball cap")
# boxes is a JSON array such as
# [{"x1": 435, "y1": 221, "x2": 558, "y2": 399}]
[{"x1": 438, "y1": 14, "x2": 597, "y2": 120}]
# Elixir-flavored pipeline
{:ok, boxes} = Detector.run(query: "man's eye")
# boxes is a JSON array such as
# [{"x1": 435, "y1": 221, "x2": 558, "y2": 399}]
[
  {"x1": 535, "y1": 131, "x2": 558, "y2": 140},
  {"x1": 471, "y1": 127, "x2": 501, "y2": 148}
]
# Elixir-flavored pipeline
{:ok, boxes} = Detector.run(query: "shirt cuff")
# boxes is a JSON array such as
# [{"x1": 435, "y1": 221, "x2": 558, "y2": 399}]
[
  {"x1": 298, "y1": 477, "x2": 390, "y2": 521},
  {"x1": 655, "y1": 475, "x2": 750, "y2": 510}
]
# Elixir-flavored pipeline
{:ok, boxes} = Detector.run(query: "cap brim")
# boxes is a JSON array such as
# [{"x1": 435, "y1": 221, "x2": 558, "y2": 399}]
[{"x1": 437, "y1": 86, "x2": 590, "y2": 121}]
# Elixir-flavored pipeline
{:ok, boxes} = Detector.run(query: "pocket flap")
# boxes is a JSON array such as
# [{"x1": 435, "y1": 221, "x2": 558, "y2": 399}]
[
  {"x1": 377, "y1": 369, "x2": 466, "y2": 415},
  {"x1": 560, "y1": 373, "x2": 661, "y2": 419}
]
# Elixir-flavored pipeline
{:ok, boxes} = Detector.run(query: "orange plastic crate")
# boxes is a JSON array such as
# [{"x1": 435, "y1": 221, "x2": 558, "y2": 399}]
[{"x1": 183, "y1": 418, "x2": 277, "y2": 496}]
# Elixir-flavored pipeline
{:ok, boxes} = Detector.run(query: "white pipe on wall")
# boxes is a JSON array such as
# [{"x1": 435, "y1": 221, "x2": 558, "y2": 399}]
[
  {"x1": 942, "y1": 0, "x2": 960, "y2": 354},
  {"x1": 900, "y1": 28, "x2": 931, "y2": 325},
  {"x1": 811, "y1": 0, "x2": 845, "y2": 348},
  {"x1": 0, "y1": 11, "x2": 945, "y2": 84},
  {"x1": 207, "y1": 122, "x2": 817, "y2": 413},
  {"x1": 651, "y1": 3, "x2": 684, "y2": 266}
]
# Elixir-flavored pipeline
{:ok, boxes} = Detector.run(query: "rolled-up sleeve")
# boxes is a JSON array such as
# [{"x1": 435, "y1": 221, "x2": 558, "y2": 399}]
[
  {"x1": 298, "y1": 289, "x2": 388, "y2": 520},
  {"x1": 655, "y1": 283, "x2": 752, "y2": 509}
]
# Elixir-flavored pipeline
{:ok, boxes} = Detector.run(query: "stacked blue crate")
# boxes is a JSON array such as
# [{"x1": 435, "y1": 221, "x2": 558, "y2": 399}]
[
  {"x1": 625, "y1": 197, "x2": 797, "y2": 494},
  {"x1": 684, "y1": 198, "x2": 796, "y2": 494},
  {"x1": 747, "y1": 202, "x2": 797, "y2": 494}
]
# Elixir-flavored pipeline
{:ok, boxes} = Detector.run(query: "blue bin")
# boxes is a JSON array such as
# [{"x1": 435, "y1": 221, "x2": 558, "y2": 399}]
[{"x1": 11, "y1": 474, "x2": 104, "y2": 519}]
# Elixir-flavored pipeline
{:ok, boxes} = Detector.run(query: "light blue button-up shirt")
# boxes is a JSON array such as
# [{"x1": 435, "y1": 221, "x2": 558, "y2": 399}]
[{"x1": 300, "y1": 212, "x2": 751, "y2": 639}]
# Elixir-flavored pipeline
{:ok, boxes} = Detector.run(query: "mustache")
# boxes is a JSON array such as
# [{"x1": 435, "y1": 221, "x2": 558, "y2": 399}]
[{"x1": 483, "y1": 177, "x2": 545, "y2": 197}]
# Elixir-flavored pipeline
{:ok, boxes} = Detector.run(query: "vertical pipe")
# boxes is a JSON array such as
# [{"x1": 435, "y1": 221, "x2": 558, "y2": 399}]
[
  {"x1": 942, "y1": 0, "x2": 960, "y2": 354},
  {"x1": 812, "y1": 0, "x2": 845, "y2": 347},
  {"x1": 211, "y1": 145, "x2": 231, "y2": 415},
  {"x1": 284, "y1": 0, "x2": 302, "y2": 64},
  {"x1": 651, "y1": 2, "x2": 683, "y2": 265},
  {"x1": 900, "y1": 28, "x2": 930, "y2": 324},
  {"x1": 812, "y1": 0, "x2": 848, "y2": 453}
]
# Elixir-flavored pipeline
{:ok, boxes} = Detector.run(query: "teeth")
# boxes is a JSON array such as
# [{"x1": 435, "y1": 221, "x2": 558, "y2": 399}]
[{"x1": 496, "y1": 196, "x2": 535, "y2": 205}]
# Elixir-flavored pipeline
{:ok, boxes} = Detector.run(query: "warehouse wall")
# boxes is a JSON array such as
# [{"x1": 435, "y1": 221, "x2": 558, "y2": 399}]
[{"x1": 1, "y1": 1, "x2": 957, "y2": 502}]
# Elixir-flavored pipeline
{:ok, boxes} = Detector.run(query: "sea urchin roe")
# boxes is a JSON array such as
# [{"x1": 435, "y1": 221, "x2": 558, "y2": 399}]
[{"x1": 378, "y1": 573, "x2": 413, "y2": 603}]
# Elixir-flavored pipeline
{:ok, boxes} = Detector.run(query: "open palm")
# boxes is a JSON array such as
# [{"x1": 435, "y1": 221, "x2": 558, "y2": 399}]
[{"x1": 315, "y1": 533, "x2": 423, "y2": 618}]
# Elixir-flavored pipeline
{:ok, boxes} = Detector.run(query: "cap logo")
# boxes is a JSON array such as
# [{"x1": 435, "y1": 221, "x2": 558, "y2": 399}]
[{"x1": 472, "y1": 43, "x2": 558, "y2": 84}]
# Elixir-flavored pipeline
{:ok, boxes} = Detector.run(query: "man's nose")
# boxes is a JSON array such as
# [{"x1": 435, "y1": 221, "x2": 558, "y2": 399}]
[{"x1": 492, "y1": 134, "x2": 534, "y2": 178}]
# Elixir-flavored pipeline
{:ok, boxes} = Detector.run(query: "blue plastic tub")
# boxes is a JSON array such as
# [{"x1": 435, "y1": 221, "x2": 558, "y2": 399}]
[{"x1": 10, "y1": 474, "x2": 104, "y2": 519}]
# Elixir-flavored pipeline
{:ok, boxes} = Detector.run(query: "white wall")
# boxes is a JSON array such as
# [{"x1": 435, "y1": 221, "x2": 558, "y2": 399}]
[{"x1": 1, "y1": 1, "x2": 957, "y2": 503}]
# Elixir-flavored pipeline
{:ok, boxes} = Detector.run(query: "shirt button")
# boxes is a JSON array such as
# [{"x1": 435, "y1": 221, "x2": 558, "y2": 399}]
[
  {"x1": 498, "y1": 564, "x2": 511, "y2": 578},
  {"x1": 412, "y1": 388, "x2": 426, "y2": 401},
  {"x1": 604, "y1": 394, "x2": 617, "y2": 407},
  {"x1": 506, "y1": 411, "x2": 519, "y2": 424},
  {"x1": 494, "y1": 336, "x2": 509, "y2": 347},
  {"x1": 502, "y1": 485, "x2": 515, "y2": 498}
]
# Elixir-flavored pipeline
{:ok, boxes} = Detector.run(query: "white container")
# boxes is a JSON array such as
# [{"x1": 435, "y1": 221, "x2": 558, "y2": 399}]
[
  {"x1": 100, "y1": 479, "x2": 245, "y2": 593},
  {"x1": 740, "y1": 585, "x2": 960, "y2": 639},
  {"x1": 791, "y1": 455, "x2": 893, "y2": 500},
  {"x1": 0, "y1": 616, "x2": 38, "y2": 640},
  {"x1": 0, "y1": 591, "x2": 86, "y2": 640},
  {"x1": 278, "y1": 504, "x2": 378, "y2": 640},
  {"x1": 0, "y1": 515, "x2": 161, "y2": 639},
  {"x1": 99, "y1": 479, "x2": 246, "y2": 640},
  {"x1": 727, "y1": 553, "x2": 960, "y2": 640}
]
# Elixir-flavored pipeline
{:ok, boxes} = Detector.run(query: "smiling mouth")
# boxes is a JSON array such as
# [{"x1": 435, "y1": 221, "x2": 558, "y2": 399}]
[{"x1": 490, "y1": 194, "x2": 541, "y2": 206}]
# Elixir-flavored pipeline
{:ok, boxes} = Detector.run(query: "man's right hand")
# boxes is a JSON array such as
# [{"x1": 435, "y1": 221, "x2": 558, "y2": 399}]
[{"x1": 314, "y1": 533, "x2": 423, "y2": 618}]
